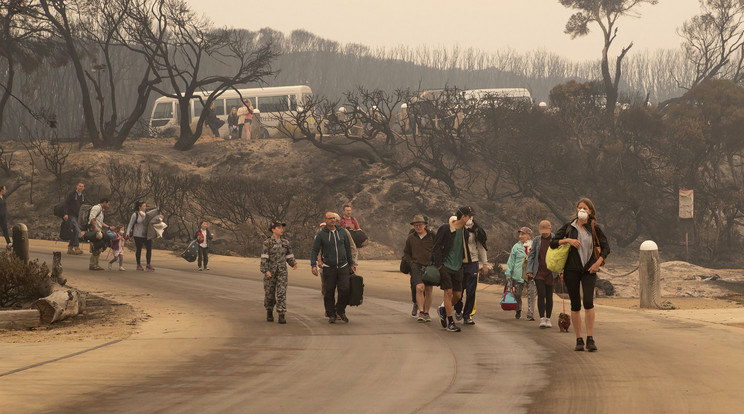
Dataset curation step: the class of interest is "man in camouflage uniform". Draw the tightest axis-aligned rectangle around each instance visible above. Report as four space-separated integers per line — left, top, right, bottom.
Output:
261 220 298 324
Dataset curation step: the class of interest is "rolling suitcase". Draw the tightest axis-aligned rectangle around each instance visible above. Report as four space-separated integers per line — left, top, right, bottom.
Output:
349 274 364 306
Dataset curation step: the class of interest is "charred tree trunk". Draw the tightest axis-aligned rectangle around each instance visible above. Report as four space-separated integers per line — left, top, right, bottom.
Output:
34 284 86 324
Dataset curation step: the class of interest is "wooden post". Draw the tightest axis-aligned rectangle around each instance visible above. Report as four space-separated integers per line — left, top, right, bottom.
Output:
685 232 689 262
11 223 29 263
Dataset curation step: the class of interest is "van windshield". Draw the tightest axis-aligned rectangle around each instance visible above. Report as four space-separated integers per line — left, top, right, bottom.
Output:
153 102 173 119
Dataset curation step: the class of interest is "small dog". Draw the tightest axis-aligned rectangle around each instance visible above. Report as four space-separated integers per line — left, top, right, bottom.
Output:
558 313 571 332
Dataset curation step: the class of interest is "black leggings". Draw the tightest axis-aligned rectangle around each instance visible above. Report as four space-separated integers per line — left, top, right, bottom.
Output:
563 269 596 312
535 279 554 318
134 237 152 265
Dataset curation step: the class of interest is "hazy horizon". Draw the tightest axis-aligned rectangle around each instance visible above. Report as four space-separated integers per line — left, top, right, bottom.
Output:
187 0 702 62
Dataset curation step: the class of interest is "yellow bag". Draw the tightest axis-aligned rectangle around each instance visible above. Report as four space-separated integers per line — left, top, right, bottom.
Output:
545 244 570 273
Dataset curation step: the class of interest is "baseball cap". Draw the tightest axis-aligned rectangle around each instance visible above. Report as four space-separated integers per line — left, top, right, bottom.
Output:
518 226 532 235
410 214 428 225
269 220 286 231
456 206 474 217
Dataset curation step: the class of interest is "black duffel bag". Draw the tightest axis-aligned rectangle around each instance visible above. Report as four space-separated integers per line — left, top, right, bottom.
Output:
399 256 411 274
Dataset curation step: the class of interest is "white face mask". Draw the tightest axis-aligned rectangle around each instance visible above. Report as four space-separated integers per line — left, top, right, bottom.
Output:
577 209 588 221
522 240 532 249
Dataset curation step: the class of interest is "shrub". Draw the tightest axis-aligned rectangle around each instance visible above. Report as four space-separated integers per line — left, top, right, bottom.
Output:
0 251 51 308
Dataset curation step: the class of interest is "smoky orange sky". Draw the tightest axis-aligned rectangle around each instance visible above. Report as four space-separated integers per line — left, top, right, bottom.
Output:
187 0 702 62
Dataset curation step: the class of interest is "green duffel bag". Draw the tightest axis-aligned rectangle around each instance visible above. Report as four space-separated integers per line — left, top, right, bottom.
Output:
422 265 441 286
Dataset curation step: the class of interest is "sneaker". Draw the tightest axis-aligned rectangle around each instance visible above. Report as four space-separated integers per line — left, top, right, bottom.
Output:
455 311 463 322
107 262 113 271
515 310 521 319
136 265 144 271
339 313 349 323
278 314 286 324
527 316 535 321
463 317 475 325
411 303 418 317
545 318 552 328
446 322 461 332
146 264 155 271
266 310 274 322
539 317 547 328
423 313 432 322
204 267 210 271
575 337 585 351
119 266 126 271
417 312 425 322
586 337 598 352
438 306 447 328
73 247 84 255
328 315 337 324
89 265 104 271
197 268 202 271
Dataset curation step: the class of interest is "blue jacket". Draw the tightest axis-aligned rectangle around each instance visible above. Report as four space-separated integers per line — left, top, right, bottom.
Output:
526 234 558 278
310 226 354 269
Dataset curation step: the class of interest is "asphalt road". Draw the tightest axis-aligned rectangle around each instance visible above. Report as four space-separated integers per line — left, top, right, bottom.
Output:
2 242 744 413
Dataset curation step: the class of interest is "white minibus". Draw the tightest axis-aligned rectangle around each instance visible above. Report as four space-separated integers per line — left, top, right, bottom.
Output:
149 85 313 138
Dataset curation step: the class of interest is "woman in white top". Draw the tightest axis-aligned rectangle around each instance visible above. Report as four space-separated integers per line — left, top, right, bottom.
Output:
126 201 154 271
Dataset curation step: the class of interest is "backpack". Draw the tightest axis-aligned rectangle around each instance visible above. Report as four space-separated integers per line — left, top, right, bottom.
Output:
78 204 100 231
53 203 66 219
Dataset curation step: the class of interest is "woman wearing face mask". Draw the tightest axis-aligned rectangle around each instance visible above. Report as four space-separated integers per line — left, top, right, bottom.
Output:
551 198 610 352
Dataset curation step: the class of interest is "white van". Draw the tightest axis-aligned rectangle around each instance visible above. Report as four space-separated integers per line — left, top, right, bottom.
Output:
461 88 533 108
149 85 313 138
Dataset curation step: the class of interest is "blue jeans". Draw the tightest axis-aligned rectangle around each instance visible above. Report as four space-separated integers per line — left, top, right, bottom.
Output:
69 217 80 246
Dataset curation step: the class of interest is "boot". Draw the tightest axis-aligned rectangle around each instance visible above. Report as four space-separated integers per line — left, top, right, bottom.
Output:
73 246 84 255
278 314 286 324
68 246 75 255
266 309 274 322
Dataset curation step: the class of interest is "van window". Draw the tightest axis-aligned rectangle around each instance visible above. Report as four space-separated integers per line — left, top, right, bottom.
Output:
258 95 289 113
226 98 241 112
153 102 173 119
193 100 204 118
214 99 225 116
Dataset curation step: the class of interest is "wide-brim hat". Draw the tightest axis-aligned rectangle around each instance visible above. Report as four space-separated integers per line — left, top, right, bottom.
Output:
410 214 428 225
518 226 532 235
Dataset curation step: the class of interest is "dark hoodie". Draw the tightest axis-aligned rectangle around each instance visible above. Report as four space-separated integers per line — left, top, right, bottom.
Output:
310 225 354 269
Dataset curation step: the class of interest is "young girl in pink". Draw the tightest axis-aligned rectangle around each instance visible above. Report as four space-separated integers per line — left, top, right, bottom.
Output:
108 226 126 271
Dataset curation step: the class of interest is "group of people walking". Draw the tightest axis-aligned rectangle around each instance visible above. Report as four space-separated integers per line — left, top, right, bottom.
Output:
50 185 611 352
402 198 610 351
60 182 159 272
262 207 363 325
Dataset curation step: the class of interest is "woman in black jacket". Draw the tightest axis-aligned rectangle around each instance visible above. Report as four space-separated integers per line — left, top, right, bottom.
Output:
551 197 610 352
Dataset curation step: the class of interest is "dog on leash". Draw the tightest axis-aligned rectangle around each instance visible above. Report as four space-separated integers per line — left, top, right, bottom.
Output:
558 313 571 332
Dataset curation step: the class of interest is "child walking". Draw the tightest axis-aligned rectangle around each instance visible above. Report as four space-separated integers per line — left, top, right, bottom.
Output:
108 226 126 271
195 220 213 271
261 220 298 324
